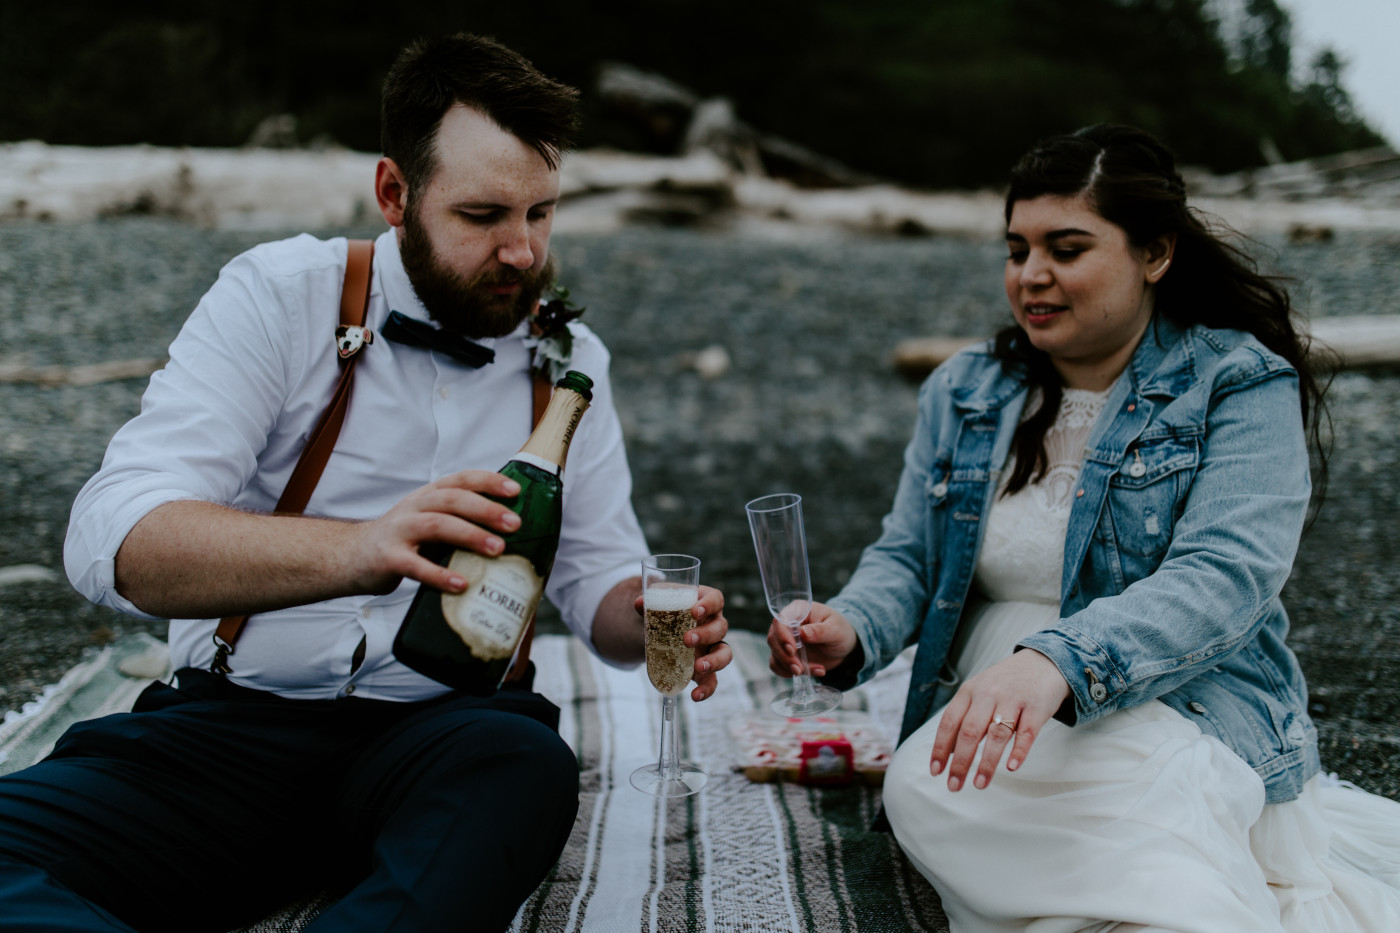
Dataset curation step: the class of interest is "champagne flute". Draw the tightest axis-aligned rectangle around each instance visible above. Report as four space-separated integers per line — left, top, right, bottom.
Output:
745 493 842 717
630 554 708 797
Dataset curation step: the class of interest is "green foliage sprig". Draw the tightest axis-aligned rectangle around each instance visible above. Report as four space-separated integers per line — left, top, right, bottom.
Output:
531 283 586 383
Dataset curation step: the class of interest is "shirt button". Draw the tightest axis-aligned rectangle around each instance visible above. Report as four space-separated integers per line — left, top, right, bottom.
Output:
438 386 450 400
1090 683 1108 702
360 606 371 618
1188 701 1207 715
344 684 357 696
932 482 948 497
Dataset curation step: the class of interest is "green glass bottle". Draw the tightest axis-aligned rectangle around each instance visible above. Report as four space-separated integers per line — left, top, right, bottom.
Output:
393 371 593 693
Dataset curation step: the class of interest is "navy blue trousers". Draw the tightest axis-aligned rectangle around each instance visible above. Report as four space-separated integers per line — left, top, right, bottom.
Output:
0 668 579 933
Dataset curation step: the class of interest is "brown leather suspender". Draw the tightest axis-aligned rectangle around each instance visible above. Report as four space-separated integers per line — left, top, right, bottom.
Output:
211 238 549 683
210 239 375 673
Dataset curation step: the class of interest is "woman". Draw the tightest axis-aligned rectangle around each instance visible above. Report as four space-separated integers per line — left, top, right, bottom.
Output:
769 125 1400 931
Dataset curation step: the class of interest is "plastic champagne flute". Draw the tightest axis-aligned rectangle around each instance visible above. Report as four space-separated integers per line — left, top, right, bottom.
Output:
745 493 842 717
629 554 708 797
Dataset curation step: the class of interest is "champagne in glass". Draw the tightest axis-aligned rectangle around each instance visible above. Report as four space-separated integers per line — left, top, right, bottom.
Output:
644 585 699 697
746 493 842 718
630 554 707 797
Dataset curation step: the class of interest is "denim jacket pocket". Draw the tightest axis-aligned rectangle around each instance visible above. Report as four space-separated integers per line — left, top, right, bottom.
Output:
1105 433 1200 560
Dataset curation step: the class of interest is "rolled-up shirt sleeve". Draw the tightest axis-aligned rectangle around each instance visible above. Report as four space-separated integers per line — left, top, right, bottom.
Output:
64 243 312 615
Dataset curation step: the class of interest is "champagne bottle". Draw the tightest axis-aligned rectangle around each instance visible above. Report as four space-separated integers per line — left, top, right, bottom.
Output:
392 370 593 693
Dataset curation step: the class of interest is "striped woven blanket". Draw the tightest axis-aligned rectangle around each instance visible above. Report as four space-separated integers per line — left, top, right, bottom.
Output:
507 630 948 933
0 630 949 932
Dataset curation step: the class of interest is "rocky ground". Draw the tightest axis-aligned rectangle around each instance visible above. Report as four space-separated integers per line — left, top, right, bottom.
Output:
1 216 1398 796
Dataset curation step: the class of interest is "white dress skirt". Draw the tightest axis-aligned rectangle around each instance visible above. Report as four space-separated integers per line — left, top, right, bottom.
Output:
882 388 1400 933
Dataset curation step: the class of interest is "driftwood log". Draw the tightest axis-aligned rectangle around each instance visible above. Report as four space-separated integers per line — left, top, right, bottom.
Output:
892 315 1400 381
0 357 166 387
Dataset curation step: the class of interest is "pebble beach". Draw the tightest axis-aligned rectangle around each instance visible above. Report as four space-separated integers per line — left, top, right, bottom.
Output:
1 179 1398 795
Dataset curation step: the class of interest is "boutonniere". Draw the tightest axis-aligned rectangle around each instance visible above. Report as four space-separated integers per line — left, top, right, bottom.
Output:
530 282 587 383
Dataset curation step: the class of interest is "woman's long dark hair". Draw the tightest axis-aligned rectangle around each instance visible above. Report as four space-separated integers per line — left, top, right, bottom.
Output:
995 124 1330 510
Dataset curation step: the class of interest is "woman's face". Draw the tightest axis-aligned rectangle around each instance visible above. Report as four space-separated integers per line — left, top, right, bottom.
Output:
1004 193 1173 390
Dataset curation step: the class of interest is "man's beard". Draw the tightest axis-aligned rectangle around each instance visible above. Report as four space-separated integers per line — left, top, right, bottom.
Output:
400 205 554 340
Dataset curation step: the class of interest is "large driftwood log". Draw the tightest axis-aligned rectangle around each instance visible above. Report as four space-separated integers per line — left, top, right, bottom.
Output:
1306 316 1400 368
594 62 875 189
892 315 1400 381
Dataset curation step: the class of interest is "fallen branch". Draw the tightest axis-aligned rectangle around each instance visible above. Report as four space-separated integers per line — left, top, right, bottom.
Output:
0 357 165 387
892 315 1400 381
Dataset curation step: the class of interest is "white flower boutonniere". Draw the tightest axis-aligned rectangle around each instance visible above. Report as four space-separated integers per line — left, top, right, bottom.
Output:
530 282 587 383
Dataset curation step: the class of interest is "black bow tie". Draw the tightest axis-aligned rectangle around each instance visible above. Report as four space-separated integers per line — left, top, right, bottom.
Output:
380 311 495 368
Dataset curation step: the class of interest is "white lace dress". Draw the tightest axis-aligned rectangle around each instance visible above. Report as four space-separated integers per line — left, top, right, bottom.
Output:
883 388 1400 933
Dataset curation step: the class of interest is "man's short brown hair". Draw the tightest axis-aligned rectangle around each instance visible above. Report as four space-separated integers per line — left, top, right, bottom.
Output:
380 33 580 191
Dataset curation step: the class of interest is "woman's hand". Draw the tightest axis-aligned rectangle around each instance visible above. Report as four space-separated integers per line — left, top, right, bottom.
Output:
930 648 1071 791
766 602 858 679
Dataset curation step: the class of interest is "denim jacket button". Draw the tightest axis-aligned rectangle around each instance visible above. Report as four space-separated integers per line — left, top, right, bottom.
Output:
1090 683 1108 702
932 482 948 497
1129 462 1147 478
1188 701 1207 714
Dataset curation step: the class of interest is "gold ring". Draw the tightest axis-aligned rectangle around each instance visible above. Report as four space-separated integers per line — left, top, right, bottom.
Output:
991 714 1018 733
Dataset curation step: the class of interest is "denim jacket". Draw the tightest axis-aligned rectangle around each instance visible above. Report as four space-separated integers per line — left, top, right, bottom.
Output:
828 317 1319 804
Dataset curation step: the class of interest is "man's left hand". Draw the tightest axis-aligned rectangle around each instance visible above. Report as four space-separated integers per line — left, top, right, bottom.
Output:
631 585 730 702
684 586 730 702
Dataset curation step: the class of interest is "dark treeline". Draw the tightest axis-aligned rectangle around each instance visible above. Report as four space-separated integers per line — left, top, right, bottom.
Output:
0 0 1382 189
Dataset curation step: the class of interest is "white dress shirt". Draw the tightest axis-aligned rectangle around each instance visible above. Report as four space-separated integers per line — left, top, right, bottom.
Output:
65 229 650 700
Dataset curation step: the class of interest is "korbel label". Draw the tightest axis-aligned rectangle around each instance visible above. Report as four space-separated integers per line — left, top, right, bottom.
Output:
441 551 543 661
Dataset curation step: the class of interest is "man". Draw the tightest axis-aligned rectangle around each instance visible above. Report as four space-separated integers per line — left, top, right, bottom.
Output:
0 33 730 933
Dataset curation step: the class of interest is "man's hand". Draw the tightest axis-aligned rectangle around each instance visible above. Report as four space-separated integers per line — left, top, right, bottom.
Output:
593 580 731 701
766 601 858 679
115 469 525 620
928 648 1071 791
682 585 730 702
350 469 525 596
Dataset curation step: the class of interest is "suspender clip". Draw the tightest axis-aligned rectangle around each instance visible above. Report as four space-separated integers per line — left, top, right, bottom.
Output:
211 633 235 675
